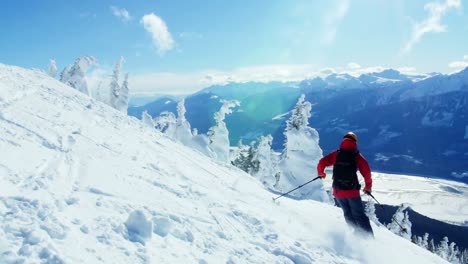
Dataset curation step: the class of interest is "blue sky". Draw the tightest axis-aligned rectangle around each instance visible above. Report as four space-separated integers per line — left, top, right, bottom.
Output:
0 0 467 94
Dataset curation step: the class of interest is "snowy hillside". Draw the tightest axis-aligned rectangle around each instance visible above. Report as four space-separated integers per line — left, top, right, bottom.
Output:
0 64 446 263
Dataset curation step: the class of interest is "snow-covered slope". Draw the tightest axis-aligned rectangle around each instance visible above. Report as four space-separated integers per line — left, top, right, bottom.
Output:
0 64 446 263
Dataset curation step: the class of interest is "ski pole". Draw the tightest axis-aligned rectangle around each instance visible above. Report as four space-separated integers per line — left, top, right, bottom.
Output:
365 191 384 208
365 191 407 233
272 176 321 201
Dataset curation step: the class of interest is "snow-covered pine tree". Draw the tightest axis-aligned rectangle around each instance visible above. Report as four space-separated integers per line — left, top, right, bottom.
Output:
142 111 155 128
252 135 279 187
387 204 411 240
401 211 412 240
421 233 429 250
60 56 96 95
48 59 57 78
364 197 379 225
170 99 214 157
247 142 260 175
154 111 177 137
461 249 468 264
114 73 129 112
207 99 239 163
110 57 125 110
436 236 450 260
174 99 193 145
60 64 72 84
448 242 459 263
276 94 327 202
231 140 251 173
428 238 436 253
414 235 423 248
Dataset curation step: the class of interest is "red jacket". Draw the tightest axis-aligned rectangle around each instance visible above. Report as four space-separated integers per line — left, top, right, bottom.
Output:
317 139 372 198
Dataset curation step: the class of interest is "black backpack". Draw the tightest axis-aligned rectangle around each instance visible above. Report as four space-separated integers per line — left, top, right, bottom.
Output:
332 149 361 190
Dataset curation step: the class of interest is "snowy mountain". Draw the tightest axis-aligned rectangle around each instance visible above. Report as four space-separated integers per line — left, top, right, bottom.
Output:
129 67 468 182
0 64 449 263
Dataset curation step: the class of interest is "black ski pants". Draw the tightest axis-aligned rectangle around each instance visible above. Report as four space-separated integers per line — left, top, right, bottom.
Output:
336 196 374 237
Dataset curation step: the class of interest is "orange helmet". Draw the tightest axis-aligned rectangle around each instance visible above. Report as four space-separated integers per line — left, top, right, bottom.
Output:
343 132 358 142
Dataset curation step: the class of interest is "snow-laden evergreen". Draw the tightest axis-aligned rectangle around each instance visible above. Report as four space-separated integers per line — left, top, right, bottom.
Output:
115 73 130 112
0 64 452 263
109 57 129 112
173 99 214 158
141 110 155 128
174 99 193 145
48 59 57 78
207 99 239 163
154 111 177 135
437 236 450 261
231 140 249 172
59 56 96 95
252 135 280 188
276 94 328 201
421 233 430 250
387 204 412 240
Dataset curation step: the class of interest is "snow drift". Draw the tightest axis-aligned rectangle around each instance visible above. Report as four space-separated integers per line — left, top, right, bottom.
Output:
0 64 446 263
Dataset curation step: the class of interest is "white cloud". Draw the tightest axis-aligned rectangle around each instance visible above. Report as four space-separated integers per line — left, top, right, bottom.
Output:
87 63 424 96
401 0 461 54
321 0 350 45
448 55 468 69
110 6 131 22
397 66 418 74
141 13 175 55
347 62 361 70
449 61 468 68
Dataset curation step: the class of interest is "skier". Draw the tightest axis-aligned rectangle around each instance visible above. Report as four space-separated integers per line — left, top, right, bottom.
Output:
317 132 374 237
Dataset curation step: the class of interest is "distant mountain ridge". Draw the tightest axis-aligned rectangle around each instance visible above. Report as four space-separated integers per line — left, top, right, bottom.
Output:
128 67 468 182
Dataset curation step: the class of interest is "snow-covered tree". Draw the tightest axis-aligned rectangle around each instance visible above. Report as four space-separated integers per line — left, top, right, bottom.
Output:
401 211 412 239
421 233 429 250
141 111 155 128
428 239 436 253
461 249 468 264
448 242 459 263
231 140 252 173
172 99 214 158
207 99 239 163
174 99 193 145
365 198 379 225
252 135 280 187
436 237 450 260
48 59 57 78
387 204 411 240
154 111 177 137
110 57 125 110
276 94 327 202
60 56 96 95
247 142 260 174
114 73 129 112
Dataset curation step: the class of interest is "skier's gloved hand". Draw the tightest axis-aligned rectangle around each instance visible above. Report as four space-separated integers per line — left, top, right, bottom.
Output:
363 187 372 195
318 173 326 179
